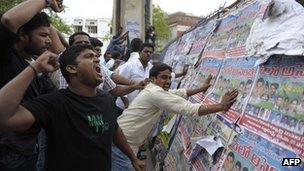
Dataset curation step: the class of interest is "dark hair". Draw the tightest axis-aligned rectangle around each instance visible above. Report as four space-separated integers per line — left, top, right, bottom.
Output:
242 167 248 171
59 44 94 83
235 161 242 168
111 51 121 59
130 38 143 52
270 83 279 89
227 152 235 160
149 63 172 78
69 32 90 46
140 42 154 52
19 12 50 35
257 78 265 84
246 79 253 85
90 37 103 47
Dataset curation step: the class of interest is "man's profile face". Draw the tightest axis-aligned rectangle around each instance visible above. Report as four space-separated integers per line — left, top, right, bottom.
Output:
25 26 51 56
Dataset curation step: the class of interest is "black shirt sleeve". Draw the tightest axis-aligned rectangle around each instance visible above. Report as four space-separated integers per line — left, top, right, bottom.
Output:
0 24 18 62
21 91 61 129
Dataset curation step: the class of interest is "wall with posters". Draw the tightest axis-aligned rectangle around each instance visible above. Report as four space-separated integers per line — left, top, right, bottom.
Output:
149 0 304 171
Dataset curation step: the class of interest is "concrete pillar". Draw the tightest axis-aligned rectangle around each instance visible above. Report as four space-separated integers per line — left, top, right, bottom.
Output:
112 0 152 41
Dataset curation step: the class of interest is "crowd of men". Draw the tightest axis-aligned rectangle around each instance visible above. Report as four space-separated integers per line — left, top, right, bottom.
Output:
0 0 238 171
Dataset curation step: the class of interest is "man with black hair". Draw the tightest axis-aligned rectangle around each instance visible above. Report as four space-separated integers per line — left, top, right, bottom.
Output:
110 51 123 71
113 63 238 169
269 82 279 101
90 37 103 57
224 152 235 171
127 38 143 62
68 31 91 46
116 42 154 109
0 0 64 170
0 44 144 171
57 31 145 97
234 161 242 171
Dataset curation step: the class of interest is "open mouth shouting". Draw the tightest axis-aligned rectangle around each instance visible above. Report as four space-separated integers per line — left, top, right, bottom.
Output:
94 64 102 79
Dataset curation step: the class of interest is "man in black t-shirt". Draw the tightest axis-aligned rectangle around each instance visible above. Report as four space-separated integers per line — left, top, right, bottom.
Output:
0 0 65 170
0 44 144 171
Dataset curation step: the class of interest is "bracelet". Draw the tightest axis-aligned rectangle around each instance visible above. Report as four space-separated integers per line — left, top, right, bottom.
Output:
28 64 38 76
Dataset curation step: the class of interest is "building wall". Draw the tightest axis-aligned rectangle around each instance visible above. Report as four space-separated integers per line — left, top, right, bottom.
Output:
64 17 111 54
167 12 201 41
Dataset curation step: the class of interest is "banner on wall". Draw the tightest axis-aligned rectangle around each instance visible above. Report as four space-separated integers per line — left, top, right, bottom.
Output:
239 55 304 159
151 1 304 171
228 129 303 171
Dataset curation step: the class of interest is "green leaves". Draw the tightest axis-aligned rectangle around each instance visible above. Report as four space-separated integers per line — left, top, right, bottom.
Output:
153 5 171 51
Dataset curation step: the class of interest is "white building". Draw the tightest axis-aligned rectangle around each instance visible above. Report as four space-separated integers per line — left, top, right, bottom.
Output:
63 17 111 53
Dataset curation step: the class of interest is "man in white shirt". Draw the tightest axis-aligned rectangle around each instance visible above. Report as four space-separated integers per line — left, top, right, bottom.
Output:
112 63 238 169
100 50 115 69
116 43 154 109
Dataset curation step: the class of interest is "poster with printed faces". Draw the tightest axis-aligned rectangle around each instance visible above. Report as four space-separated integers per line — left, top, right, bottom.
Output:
226 0 269 58
240 55 304 159
207 57 259 123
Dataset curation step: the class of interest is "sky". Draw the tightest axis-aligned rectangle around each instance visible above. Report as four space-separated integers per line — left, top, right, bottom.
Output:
59 0 236 19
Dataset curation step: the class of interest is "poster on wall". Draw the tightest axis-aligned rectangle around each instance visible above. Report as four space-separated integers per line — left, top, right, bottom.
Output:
186 116 241 171
125 20 141 39
206 57 259 123
189 20 217 56
191 57 224 102
228 129 304 171
163 41 179 66
175 30 196 56
226 0 269 58
240 55 304 159
202 14 236 59
163 129 192 171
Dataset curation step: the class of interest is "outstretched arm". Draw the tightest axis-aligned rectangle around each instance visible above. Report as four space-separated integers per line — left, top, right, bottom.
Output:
111 74 134 86
109 81 145 97
1 0 63 33
0 51 58 131
197 89 238 116
186 75 212 96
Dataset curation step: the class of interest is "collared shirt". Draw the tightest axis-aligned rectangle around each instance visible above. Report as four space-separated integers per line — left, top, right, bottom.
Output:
100 56 115 70
117 83 201 153
128 52 140 62
116 58 153 109
57 65 116 91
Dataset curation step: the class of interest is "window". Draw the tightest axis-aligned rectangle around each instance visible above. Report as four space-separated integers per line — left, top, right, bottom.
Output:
74 25 83 32
87 26 97 34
